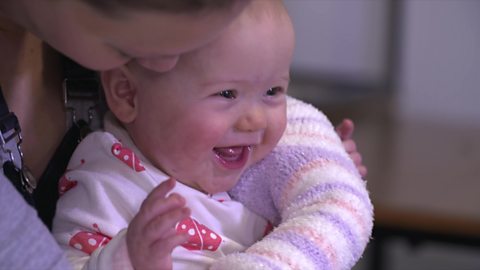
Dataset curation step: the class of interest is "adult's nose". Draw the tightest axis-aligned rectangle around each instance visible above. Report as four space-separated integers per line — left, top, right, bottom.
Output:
135 55 180 73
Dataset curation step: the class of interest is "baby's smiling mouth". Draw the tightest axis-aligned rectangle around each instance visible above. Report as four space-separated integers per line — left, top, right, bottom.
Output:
213 146 252 169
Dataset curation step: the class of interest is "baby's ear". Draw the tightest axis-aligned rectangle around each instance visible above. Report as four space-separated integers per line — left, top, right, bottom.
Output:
101 67 138 124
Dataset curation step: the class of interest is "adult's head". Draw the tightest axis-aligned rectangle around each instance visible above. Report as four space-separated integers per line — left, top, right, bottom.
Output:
0 0 250 72
102 0 295 194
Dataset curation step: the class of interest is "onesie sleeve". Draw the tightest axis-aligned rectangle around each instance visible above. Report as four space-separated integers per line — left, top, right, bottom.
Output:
223 97 374 270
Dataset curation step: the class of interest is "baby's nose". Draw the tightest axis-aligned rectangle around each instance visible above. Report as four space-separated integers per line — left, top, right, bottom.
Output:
235 105 267 132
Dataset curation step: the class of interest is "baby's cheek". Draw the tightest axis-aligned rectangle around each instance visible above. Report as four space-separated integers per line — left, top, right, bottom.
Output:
254 124 286 163
251 145 273 165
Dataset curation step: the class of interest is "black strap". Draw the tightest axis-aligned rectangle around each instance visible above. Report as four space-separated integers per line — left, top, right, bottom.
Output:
62 56 97 80
0 86 9 116
33 120 91 229
0 87 20 135
3 161 35 205
62 56 99 100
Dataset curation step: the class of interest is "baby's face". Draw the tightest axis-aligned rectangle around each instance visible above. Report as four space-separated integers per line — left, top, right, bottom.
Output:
128 8 294 194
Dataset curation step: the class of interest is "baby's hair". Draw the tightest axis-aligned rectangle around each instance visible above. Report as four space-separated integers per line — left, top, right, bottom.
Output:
80 0 236 16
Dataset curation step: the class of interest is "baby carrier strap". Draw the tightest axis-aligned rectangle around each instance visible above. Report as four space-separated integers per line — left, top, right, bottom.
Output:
34 57 101 229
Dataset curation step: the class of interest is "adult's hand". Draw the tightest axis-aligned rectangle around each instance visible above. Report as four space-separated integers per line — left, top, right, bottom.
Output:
336 118 368 177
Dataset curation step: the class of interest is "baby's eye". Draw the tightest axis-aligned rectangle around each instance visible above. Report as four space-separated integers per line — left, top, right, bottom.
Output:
266 87 284 96
217 90 237 99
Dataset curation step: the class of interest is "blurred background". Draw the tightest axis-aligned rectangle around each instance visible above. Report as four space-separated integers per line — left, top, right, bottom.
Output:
284 0 480 269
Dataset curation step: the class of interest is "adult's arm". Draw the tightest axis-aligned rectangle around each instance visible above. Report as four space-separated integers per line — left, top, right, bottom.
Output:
0 174 71 270
221 97 374 270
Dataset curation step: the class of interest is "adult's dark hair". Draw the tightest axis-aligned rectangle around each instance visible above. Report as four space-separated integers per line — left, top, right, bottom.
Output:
82 0 235 16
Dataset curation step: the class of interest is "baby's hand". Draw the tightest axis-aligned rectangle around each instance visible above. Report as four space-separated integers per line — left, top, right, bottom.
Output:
126 178 191 270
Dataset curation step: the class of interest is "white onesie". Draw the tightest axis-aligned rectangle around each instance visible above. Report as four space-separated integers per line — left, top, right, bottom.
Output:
52 114 269 270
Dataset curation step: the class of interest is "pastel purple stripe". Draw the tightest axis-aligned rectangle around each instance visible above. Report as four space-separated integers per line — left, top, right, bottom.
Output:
313 210 363 259
268 145 360 204
241 253 283 270
268 230 332 270
291 182 373 214
278 145 359 177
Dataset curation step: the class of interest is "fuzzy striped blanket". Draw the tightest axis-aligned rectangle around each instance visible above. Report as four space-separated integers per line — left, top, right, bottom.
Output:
216 97 374 270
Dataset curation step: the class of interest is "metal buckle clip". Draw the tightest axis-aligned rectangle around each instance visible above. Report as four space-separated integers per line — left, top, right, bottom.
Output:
0 115 36 194
0 113 22 163
63 78 101 129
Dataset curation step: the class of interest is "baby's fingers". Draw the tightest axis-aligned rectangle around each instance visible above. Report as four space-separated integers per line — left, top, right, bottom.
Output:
336 118 355 140
144 206 191 240
342 139 357 154
150 230 191 257
139 179 186 221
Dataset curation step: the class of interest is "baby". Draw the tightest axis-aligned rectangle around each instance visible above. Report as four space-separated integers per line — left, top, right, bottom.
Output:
53 1 372 269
